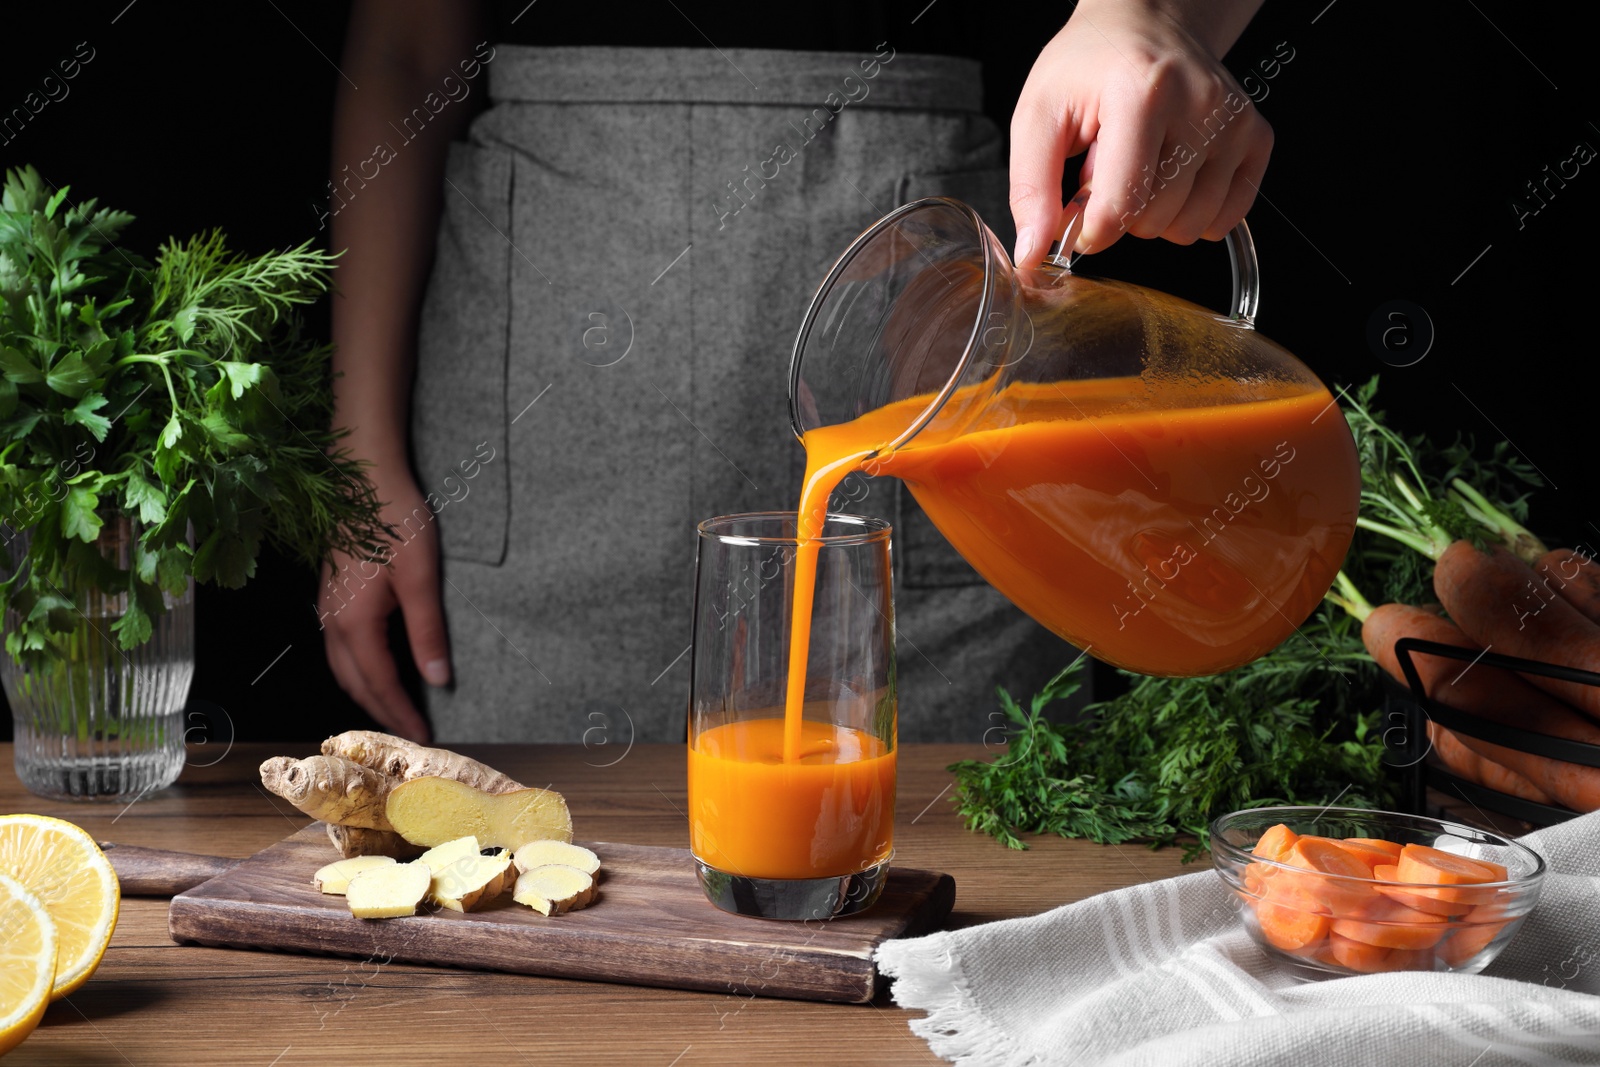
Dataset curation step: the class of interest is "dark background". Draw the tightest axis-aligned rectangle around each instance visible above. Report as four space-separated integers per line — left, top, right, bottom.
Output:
2 1 1594 743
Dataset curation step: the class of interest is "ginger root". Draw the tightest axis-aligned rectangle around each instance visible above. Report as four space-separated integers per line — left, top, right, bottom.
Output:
513 864 596 916
346 861 432 919
260 755 396 830
386 776 572 852
326 823 425 860
321 731 524 794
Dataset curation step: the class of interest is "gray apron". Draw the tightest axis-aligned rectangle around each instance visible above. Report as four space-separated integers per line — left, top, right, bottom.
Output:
413 45 1074 743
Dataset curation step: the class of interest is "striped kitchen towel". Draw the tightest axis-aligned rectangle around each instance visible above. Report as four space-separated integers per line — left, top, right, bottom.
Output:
876 810 1600 1066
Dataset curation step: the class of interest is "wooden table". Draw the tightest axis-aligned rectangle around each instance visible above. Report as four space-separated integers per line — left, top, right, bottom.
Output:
2 742 1194 1065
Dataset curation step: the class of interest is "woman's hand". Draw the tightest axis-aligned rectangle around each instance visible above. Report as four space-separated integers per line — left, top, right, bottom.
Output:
319 467 450 743
1009 0 1272 267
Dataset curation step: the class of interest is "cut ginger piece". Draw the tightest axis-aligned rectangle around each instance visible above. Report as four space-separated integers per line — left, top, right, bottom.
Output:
513 864 596 916
513 841 600 877
431 852 514 913
417 836 482 874
386 777 572 852
313 855 396 895
346 861 431 919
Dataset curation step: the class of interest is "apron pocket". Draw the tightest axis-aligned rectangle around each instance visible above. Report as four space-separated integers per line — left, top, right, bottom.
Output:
413 140 514 566
893 166 1010 591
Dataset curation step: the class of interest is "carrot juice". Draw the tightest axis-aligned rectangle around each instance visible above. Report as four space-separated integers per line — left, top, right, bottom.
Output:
796 375 1358 676
688 717 896 880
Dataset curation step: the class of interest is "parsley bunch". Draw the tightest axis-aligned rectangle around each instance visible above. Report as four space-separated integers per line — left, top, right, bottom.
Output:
0 166 386 665
950 608 1393 861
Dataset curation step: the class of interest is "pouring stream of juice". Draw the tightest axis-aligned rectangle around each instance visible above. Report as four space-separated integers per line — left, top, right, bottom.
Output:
784 375 1358 762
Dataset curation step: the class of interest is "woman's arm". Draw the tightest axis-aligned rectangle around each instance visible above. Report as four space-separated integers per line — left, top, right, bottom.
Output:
1009 0 1273 265
321 0 483 740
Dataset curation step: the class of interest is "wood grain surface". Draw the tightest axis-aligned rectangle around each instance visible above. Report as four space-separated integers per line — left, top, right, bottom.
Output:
167 826 954 1003
2 741 1202 1065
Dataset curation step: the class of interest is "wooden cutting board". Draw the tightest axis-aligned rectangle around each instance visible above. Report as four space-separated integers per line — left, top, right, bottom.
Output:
167 825 955 1004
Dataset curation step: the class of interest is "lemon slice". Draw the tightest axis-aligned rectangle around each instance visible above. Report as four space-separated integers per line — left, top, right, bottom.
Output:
0 815 120 1000
0 871 56 1055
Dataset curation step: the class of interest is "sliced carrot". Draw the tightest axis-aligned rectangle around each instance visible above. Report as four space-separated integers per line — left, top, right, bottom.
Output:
1437 903 1515 967
1396 844 1507 905
1253 823 1299 863
1255 896 1331 952
1301 836 1396 871
1371 862 1473 917
1329 931 1391 972
1243 862 1277 896
1331 896 1449 950
1281 837 1380 913
1345 838 1403 861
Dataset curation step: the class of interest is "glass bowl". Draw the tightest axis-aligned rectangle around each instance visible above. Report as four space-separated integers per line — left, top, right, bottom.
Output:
1210 806 1546 979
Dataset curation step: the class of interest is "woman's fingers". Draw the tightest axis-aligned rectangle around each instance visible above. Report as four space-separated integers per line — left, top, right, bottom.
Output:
1202 120 1273 241
321 552 434 742
1009 85 1081 269
390 532 452 689
334 606 433 742
1009 5 1276 258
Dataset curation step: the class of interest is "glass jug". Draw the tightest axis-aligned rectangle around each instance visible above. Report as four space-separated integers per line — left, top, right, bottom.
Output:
789 198 1359 677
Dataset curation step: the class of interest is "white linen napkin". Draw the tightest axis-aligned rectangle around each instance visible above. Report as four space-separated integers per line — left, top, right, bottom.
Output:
877 811 1600 1066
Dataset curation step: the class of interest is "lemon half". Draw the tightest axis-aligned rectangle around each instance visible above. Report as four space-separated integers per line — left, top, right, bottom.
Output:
0 815 120 1000
0 871 56 1055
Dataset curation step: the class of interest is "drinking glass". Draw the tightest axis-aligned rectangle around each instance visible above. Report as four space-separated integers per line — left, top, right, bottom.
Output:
688 512 896 920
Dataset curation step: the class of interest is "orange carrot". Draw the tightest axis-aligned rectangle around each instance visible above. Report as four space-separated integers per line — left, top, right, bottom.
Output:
1299 836 1396 872
1329 930 1391 972
1254 823 1299 863
1331 896 1449 950
1433 541 1600 721
1255 893 1330 952
1371 862 1472 917
1537 547 1600 624
1345 838 1403 862
1280 838 1380 914
1360 601 1600 812
1426 722 1555 805
1438 904 1513 967
1395 843 1506 907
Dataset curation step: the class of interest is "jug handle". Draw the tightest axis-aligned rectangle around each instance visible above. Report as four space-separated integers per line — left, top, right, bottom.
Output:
1044 199 1260 330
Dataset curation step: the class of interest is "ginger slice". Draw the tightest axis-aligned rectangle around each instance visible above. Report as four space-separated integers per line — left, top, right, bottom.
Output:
512 841 600 877
513 864 596 916
385 777 572 851
346 861 431 919
431 852 514 913
313 855 396 895
417 836 481 874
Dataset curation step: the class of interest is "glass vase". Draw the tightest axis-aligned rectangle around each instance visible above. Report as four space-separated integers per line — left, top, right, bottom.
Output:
1 516 194 801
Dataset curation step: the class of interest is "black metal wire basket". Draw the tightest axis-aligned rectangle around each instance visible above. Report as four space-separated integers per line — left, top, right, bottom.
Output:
1389 637 1600 825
